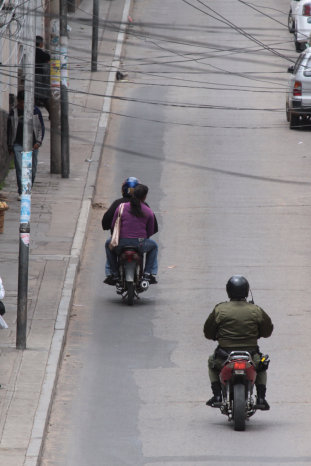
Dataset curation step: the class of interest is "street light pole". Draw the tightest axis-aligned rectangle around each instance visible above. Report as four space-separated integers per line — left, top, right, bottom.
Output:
60 0 70 177
49 0 61 174
16 0 36 349
91 0 99 72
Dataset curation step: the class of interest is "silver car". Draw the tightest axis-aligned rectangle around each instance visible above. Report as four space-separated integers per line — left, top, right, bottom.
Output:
286 48 311 128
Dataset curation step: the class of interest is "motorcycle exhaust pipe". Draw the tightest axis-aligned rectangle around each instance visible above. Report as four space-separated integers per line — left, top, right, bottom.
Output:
140 280 149 290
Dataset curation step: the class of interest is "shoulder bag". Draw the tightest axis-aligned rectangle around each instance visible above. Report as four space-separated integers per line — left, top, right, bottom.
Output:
109 203 125 250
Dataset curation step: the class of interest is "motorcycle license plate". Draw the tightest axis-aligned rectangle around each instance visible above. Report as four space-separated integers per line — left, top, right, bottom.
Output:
234 370 245 375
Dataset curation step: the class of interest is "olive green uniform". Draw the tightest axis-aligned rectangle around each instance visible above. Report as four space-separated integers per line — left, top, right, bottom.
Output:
204 300 273 384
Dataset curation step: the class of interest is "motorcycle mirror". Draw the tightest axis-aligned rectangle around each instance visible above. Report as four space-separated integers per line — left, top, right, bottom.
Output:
249 287 254 304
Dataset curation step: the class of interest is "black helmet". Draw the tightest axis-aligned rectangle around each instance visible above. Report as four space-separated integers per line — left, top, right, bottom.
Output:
226 275 249 300
121 177 139 196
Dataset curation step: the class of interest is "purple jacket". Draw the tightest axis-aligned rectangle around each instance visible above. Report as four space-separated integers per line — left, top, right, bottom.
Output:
112 202 155 238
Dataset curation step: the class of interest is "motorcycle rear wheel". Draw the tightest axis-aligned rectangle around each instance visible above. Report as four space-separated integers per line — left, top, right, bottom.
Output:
126 282 135 306
233 384 246 431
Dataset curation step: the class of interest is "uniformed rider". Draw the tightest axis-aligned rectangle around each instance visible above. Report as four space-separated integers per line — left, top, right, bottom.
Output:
204 275 273 410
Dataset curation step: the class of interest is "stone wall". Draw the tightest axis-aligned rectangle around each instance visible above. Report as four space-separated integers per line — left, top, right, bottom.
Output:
0 110 12 183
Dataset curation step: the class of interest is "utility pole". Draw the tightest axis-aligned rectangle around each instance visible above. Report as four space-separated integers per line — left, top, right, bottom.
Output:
60 0 69 177
16 0 36 349
49 0 61 173
91 0 99 72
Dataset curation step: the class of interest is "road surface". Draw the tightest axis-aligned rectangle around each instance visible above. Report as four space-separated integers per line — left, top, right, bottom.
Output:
41 0 311 464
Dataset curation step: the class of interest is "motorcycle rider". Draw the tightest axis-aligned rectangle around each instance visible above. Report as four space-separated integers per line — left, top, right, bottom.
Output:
204 275 273 410
102 177 158 284
102 177 140 233
105 184 158 282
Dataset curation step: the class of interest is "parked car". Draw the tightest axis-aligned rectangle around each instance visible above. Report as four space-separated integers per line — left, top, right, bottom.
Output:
286 48 311 128
288 0 311 51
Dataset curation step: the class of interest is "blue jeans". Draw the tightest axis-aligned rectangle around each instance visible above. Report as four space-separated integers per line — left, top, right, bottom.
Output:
105 238 112 276
13 144 38 195
105 238 158 276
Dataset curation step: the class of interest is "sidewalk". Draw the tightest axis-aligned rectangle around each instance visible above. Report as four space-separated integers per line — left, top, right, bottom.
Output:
0 0 131 464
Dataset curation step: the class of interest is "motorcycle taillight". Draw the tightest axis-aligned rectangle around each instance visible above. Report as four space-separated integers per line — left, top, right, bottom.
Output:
303 4 311 16
234 361 246 370
121 251 139 262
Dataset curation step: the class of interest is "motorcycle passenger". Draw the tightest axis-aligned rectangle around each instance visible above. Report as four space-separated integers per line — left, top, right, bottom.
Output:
102 177 158 284
105 184 158 284
102 177 140 233
204 275 273 410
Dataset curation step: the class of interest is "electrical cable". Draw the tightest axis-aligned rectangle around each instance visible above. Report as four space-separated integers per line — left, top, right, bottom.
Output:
0 0 297 122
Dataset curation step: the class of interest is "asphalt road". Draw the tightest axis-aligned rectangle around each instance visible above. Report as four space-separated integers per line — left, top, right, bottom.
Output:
41 0 311 465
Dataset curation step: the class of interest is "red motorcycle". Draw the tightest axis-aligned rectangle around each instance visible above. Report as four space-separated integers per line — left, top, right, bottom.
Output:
115 246 149 305
216 351 269 431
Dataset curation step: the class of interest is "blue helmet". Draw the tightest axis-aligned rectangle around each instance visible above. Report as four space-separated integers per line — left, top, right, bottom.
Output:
122 177 139 196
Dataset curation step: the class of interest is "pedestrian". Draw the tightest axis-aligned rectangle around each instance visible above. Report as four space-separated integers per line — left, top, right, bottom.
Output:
35 35 50 116
7 90 45 200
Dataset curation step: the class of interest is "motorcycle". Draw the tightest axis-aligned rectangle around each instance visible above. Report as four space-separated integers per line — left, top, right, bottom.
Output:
215 350 269 431
114 245 150 305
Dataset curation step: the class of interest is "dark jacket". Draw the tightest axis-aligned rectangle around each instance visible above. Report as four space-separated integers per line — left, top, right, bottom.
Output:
35 47 50 72
7 106 45 149
102 196 159 234
204 300 273 348
35 48 50 102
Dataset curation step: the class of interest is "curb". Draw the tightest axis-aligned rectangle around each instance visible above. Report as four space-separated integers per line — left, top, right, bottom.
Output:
24 1 132 464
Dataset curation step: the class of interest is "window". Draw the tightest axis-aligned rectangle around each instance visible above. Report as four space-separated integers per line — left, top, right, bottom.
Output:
294 53 306 73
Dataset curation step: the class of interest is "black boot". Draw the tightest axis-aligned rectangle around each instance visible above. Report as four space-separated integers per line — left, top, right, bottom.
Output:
103 274 119 286
256 384 270 411
206 381 222 407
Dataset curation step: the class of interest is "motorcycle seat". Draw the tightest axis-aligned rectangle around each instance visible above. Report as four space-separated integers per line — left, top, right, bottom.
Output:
118 245 141 254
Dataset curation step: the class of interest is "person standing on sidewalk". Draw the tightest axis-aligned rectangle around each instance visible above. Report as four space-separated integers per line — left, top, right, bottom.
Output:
35 35 51 117
7 90 45 200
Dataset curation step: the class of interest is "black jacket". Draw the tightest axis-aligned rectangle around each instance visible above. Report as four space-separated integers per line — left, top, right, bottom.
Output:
102 196 159 234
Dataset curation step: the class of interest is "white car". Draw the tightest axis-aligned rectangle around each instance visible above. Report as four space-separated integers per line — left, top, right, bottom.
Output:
286 48 311 128
288 0 311 51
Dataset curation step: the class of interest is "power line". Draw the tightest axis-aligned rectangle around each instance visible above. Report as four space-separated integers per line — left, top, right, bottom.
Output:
180 0 293 63
0 0 295 122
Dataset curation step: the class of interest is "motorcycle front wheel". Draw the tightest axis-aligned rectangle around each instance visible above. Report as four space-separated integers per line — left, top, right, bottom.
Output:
233 383 246 431
126 281 135 306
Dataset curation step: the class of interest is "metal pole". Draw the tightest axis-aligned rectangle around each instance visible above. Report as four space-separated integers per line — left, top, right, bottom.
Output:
60 0 70 177
91 0 99 72
49 0 61 174
16 0 36 349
